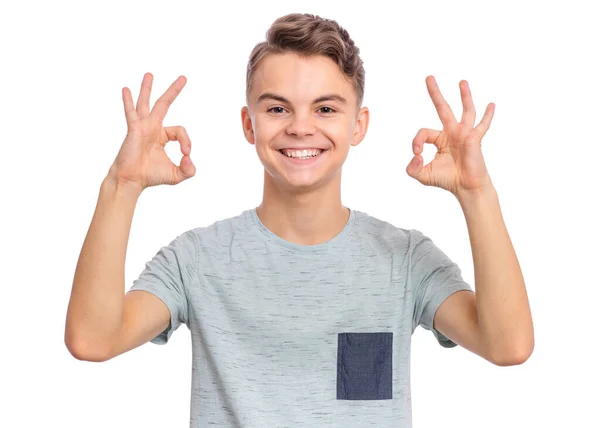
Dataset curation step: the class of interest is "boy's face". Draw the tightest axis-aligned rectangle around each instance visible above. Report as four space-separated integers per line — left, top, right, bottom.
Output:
241 52 369 193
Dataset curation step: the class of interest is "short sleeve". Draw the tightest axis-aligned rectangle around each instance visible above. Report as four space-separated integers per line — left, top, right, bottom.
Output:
409 229 473 348
127 229 197 345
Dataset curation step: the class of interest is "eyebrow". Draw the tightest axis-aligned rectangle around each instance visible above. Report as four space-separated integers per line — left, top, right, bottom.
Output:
256 92 348 105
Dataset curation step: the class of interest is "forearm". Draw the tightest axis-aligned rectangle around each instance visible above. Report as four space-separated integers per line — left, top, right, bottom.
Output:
457 185 534 364
65 174 142 360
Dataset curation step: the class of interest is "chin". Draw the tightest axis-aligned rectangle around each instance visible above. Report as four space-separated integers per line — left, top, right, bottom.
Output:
283 179 325 193
275 169 342 194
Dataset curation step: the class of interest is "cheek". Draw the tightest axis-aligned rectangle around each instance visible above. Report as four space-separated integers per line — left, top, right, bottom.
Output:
252 122 279 163
253 119 281 143
322 119 354 148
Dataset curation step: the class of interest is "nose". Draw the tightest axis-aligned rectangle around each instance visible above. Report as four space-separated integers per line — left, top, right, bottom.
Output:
285 111 317 137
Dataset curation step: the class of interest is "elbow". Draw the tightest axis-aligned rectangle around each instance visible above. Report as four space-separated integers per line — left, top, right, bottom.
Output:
65 335 112 363
485 324 535 367
489 341 534 367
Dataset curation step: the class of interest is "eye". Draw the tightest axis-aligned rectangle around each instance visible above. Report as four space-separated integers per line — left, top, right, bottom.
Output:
267 106 286 114
318 106 336 114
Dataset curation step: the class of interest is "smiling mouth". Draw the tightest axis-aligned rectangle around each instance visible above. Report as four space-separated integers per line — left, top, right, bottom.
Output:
278 148 327 160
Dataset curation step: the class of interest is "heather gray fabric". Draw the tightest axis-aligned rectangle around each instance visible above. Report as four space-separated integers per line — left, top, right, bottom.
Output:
128 208 473 427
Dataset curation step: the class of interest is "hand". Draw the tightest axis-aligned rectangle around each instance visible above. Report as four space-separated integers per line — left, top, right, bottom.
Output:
108 73 196 191
406 76 495 198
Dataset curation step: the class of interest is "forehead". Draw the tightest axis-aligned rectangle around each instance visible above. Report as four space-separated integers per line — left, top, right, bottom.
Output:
251 52 355 104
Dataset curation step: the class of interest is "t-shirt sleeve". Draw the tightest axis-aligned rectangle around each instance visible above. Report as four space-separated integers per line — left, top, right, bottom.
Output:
127 229 197 345
409 229 473 348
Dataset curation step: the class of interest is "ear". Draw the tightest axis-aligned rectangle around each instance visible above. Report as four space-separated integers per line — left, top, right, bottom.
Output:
351 106 370 147
241 106 255 145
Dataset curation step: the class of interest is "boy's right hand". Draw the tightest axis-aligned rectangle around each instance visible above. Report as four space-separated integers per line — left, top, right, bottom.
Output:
107 73 196 191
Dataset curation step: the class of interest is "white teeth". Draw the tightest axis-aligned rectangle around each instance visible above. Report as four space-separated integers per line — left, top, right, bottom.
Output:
281 149 324 158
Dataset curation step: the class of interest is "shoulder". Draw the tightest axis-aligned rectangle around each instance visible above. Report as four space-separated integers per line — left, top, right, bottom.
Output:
352 209 424 255
163 210 253 269
183 209 256 253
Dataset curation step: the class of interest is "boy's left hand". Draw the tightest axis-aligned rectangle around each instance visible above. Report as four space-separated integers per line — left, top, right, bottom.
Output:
406 76 495 198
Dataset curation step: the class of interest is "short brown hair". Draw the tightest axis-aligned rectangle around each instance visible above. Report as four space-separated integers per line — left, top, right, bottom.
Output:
246 13 365 109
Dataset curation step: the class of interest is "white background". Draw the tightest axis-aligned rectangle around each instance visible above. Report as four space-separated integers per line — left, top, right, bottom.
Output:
1 0 598 426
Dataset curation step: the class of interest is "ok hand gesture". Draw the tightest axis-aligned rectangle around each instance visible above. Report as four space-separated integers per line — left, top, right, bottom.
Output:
406 76 495 198
108 73 196 191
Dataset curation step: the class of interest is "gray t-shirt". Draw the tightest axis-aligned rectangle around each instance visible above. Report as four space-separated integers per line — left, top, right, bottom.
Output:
128 208 473 427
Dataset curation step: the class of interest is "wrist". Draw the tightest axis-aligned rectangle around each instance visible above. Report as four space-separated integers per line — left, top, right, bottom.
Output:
102 173 144 199
455 183 498 209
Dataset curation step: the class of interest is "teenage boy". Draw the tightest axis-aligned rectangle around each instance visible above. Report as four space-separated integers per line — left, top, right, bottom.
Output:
66 12 534 427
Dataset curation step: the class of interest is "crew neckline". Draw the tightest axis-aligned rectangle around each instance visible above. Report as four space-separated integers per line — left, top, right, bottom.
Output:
248 207 356 252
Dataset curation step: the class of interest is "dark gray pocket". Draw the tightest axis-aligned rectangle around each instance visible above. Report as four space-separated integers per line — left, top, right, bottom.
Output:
337 332 393 400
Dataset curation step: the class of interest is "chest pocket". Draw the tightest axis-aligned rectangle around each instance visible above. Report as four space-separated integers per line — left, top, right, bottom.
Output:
337 332 393 400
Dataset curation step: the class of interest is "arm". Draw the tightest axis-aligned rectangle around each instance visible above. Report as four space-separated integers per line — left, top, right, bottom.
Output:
64 73 196 362
434 185 534 366
64 175 170 362
407 76 534 365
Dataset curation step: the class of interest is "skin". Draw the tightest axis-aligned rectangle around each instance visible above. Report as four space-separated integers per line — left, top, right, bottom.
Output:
241 52 369 246
405 77 534 365
66 53 533 366
240 53 534 365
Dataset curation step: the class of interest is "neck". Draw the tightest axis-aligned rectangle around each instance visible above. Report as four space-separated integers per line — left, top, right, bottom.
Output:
257 171 350 246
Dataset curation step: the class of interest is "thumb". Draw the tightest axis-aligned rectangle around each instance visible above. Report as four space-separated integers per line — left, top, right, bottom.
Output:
406 155 429 185
171 155 196 184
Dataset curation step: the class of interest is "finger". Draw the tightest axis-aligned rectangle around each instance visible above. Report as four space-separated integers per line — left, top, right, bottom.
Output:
173 154 196 184
474 102 495 136
164 126 192 155
122 87 138 128
406 154 432 186
151 75 187 121
412 128 442 154
459 80 476 127
136 72 153 118
426 75 457 126
165 154 196 186
164 126 195 184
